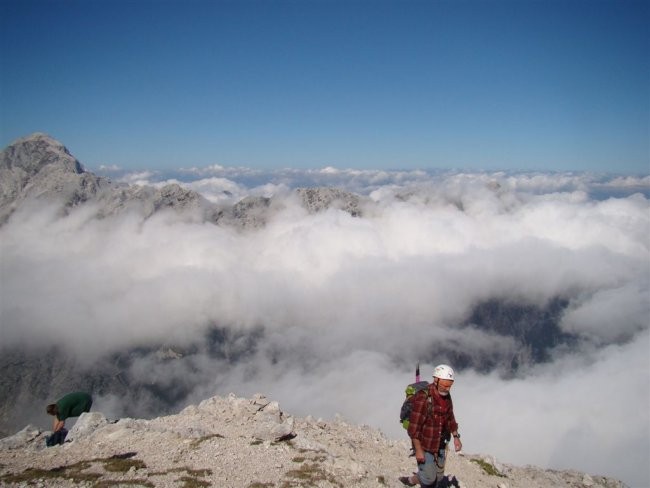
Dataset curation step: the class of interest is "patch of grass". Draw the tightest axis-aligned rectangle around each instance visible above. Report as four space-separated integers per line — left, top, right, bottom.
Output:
185 468 212 477
0 466 102 484
165 467 212 488
248 483 275 488
271 433 297 444
0 453 216 488
150 466 213 488
281 462 342 488
471 458 507 477
177 475 211 488
0 453 150 487
149 466 212 477
94 480 155 487
107 452 138 460
250 439 264 445
291 456 306 463
101 457 147 472
150 467 187 475
377 475 387 485
189 433 225 449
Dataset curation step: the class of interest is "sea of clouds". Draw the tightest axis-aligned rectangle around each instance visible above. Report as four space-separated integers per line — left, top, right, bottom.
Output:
1 167 648 486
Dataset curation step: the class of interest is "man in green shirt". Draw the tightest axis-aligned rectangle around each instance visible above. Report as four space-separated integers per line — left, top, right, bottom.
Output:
46 391 93 433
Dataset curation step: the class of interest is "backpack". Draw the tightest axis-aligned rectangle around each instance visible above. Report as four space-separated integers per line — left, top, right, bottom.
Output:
399 381 430 429
45 428 68 447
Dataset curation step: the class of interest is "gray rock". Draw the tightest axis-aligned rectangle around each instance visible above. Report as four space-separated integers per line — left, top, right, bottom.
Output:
296 187 363 216
253 416 295 442
0 134 219 225
216 195 273 228
0 424 41 449
0 133 111 223
66 412 109 442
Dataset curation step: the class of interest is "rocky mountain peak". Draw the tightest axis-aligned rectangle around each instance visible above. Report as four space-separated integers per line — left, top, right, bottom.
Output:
0 135 217 225
1 133 83 176
0 134 107 224
296 187 362 216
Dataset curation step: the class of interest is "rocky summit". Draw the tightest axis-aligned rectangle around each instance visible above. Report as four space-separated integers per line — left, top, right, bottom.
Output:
0 393 626 488
0 133 217 225
0 133 107 223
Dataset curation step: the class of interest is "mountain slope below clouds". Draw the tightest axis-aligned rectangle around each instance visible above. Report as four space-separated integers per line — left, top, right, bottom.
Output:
0 392 626 488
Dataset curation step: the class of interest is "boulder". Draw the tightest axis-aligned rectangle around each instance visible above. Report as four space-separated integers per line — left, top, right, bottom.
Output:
0 424 41 449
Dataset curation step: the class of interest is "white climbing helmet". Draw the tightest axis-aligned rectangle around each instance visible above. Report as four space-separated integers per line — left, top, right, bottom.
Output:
433 364 455 381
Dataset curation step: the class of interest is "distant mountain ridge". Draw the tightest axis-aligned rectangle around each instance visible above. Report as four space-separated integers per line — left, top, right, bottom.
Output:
0 133 363 226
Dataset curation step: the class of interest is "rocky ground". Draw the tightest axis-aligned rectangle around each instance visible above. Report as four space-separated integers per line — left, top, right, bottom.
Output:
0 393 627 488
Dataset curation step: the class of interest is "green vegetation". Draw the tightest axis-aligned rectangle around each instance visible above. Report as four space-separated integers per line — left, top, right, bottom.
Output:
280 462 343 488
189 433 225 449
100 457 147 472
149 466 212 477
94 481 154 487
290 452 326 464
0 453 213 488
471 458 507 477
149 465 213 487
0 465 102 485
0 455 147 485
184 468 212 477
177 475 211 488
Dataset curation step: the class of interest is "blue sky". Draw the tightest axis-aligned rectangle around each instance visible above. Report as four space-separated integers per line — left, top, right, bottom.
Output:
1 0 648 173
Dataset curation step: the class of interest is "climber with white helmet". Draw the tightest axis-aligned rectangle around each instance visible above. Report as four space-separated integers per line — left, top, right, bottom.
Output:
432 364 455 398
400 364 462 487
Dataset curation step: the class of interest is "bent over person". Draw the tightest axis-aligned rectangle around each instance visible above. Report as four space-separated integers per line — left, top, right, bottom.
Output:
400 365 462 487
45 391 93 443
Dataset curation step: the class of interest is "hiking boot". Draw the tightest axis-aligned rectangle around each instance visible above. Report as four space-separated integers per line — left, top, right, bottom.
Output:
437 475 463 488
399 476 417 487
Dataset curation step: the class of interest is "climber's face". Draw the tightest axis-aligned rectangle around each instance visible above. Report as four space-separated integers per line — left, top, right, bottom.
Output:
435 378 454 397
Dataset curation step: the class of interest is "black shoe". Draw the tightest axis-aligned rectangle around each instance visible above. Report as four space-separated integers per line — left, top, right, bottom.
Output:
437 475 462 488
399 476 416 487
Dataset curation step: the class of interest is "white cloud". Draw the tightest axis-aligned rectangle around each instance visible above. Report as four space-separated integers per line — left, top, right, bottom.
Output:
117 170 158 186
0 171 648 486
97 164 122 172
455 332 649 488
561 283 650 343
